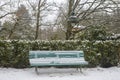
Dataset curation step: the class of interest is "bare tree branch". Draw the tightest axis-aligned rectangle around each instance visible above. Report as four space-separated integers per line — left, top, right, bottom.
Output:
73 0 81 11
27 0 36 10
0 12 14 19
77 0 97 17
0 2 10 8
80 0 106 20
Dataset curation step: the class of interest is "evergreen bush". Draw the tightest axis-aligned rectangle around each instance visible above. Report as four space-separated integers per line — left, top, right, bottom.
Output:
0 40 119 68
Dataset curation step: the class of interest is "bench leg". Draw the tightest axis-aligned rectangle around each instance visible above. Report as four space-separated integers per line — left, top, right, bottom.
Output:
80 67 82 73
35 67 39 74
77 67 82 73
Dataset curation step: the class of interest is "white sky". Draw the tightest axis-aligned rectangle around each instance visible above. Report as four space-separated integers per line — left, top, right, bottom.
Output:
0 0 66 23
1 0 117 24
0 0 91 25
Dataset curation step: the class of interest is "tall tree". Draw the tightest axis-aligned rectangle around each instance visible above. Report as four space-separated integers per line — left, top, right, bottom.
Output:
87 0 120 33
28 0 50 40
8 4 34 39
55 0 119 40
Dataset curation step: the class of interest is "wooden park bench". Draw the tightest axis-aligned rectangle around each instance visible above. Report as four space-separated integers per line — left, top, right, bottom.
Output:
29 51 88 74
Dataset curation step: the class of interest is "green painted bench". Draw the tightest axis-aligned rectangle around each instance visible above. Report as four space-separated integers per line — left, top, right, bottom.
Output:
29 51 88 74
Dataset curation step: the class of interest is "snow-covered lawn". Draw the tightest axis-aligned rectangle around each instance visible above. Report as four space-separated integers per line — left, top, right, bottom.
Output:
0 67 120 80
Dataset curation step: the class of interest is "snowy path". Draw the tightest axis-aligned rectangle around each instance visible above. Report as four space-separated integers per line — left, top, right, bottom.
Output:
0 67 120 80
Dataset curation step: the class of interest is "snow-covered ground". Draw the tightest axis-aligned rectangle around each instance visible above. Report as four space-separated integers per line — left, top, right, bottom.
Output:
0 67 120 80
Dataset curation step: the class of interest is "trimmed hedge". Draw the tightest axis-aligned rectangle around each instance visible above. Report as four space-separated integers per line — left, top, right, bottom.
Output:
81 40 120 67
0 40 120 68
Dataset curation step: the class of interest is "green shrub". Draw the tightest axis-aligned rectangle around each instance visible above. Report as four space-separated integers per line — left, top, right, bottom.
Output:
0 40 119 68
80 40 120 67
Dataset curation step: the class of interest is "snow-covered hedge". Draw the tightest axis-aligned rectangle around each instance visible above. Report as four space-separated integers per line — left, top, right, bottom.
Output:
0 40 120 68
81 40 120 67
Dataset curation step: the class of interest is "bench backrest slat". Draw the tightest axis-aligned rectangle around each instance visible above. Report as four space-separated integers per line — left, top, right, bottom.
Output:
29 51 84 59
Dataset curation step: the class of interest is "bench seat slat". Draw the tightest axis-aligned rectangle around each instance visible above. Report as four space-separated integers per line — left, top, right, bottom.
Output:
30 62 88 67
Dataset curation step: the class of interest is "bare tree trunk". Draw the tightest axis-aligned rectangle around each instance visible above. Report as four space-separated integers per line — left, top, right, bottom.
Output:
28 0 48 40
66 0 74 40
35 0 41 40
66 22 72 40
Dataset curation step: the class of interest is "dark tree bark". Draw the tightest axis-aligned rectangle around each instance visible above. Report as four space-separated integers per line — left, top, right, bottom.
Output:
35 0 41 40
66 0 74 40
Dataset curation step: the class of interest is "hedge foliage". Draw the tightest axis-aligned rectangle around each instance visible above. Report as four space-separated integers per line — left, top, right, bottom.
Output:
0 40 120 68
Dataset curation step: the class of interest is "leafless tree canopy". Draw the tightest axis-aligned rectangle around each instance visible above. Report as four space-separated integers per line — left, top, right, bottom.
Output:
54 0 120 39
0 0 120 40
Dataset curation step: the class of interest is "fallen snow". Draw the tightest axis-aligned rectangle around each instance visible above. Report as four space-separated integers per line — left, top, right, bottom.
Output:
0 67 120 80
